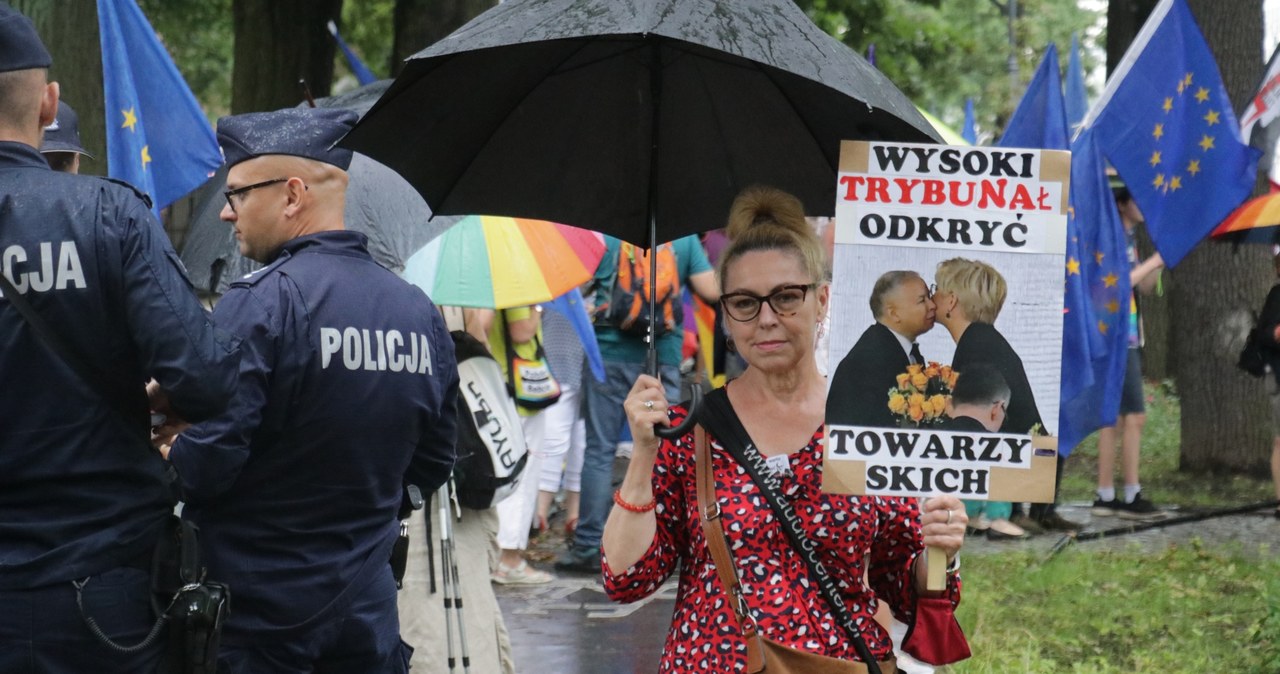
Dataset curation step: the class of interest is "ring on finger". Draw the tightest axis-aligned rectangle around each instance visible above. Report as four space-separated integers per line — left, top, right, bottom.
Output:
644 400 655 411
945 509 953 525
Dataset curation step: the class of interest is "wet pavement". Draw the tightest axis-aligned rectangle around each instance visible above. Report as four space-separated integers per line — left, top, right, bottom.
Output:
496 576 673 674
496 500 1279 673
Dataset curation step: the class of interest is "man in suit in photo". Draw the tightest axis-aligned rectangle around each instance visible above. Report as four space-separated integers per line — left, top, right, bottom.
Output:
827 270 936 427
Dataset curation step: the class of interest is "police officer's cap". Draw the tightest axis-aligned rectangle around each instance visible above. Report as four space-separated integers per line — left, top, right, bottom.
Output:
217 108 357 171
41 101 92 157
0 4 51 73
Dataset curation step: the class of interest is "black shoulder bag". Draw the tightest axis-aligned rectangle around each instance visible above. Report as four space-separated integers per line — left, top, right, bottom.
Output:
0 275 228 674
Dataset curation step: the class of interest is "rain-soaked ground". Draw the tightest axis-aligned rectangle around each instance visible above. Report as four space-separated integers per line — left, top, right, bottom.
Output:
496 498 1279 673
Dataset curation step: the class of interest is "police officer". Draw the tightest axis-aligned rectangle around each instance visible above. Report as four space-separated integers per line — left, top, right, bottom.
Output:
40 100 91 174
154 107 459 672
0 6 239 673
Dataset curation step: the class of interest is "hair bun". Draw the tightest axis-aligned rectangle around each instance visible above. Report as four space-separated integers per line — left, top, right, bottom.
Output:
726 186 807 240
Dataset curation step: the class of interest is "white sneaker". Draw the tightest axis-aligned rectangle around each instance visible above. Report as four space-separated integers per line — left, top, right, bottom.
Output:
491 560 553 585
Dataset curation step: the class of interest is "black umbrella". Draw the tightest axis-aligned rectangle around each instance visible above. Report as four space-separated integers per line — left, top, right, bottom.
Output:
179 80 462 294
340 0 939 245
340 0 936 461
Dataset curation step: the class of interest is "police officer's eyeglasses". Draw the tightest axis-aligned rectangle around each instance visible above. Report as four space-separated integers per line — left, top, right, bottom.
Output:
223 178 289 213
720 284 816 322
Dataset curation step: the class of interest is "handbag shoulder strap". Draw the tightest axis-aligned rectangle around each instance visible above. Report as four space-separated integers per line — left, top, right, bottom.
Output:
700 387 881 673
694 424 766 674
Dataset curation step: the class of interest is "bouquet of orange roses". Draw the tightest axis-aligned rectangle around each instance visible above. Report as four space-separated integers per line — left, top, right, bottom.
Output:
886 361 959 426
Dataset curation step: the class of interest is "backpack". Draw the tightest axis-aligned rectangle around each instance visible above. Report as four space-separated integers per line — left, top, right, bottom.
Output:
1238 313 1269 378
450 330 528 510
596 241 683 337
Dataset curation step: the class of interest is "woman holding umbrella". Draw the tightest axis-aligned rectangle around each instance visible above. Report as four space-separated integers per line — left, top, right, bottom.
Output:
600 187 967 672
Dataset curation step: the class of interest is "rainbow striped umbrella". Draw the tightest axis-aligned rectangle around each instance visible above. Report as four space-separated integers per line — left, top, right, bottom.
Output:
402 215 605 308
1210 191 1280 244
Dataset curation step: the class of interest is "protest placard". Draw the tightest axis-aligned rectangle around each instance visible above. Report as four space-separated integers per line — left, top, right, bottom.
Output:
824 140 1069 503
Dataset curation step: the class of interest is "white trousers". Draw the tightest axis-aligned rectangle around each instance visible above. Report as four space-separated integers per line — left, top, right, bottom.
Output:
496 412 546 550
537 384 586 493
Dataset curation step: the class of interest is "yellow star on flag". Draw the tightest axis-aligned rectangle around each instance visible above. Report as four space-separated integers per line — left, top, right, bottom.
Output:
1162 97 1173 113
121 107 138 133
1169 175 1182 191
1184 72 1194 88
1194 87 1209 103
1199 134 1215 151
1066 258 1081 275
1204 109 1220 125
1095 251 1105 265
1153 123 1164 140
1105 300 1120 314
1152 173 1165 189
1098 320 1109 335
1149 151 1162 166
140 145 151 169
1103 273 1119 288
1177 80 1186 95
1187 159 1201 176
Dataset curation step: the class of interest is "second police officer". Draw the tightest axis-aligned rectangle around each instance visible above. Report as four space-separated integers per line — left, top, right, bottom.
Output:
153 108 459 673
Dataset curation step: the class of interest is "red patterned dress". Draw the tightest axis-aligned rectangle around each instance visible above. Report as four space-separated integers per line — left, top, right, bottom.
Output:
602 406 961 672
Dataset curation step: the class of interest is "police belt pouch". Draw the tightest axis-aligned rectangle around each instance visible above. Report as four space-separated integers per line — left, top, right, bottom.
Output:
694 425 895 674
76 516 229 674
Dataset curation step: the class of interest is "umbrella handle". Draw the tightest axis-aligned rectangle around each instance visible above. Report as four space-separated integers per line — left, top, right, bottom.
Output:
655 382 701 439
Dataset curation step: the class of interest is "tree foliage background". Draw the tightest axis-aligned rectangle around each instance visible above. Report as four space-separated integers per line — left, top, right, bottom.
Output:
133 0 1100 135
795 0 1101 140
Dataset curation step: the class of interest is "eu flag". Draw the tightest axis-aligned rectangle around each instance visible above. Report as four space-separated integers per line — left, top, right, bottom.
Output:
328 20 377 86
98 0 221 212
1058 129 1133 456
962 98 977 145
1065 33 1089 134
1082 0 1258 267
999 44 1069 152
997 44 1082 446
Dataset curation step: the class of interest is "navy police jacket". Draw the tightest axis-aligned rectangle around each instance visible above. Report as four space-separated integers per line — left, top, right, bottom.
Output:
169 231 459 642
0 142 239 589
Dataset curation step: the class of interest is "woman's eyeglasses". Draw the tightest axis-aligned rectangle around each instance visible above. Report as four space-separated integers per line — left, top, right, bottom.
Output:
720 284 815 322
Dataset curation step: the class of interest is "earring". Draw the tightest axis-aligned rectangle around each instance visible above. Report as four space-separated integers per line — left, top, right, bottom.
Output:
815 320 826 341
945 311 951 319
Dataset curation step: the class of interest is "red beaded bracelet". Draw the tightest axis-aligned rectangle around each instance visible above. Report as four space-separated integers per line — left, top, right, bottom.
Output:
613 489 657 513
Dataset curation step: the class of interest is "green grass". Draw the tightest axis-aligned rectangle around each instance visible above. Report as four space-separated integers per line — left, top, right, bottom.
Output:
932 381 1280 673
944 544 1280 673
1058 380 1275 508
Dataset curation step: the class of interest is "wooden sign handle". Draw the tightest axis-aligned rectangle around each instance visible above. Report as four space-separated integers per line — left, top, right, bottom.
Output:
926 545 947 591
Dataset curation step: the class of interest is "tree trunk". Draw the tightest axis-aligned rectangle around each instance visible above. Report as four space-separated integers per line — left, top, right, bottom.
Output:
1104 0 1157 73
14 1 106 175
231 0 343 114
1133 227 1171 380
1171 0 1271 475
389 0 494 77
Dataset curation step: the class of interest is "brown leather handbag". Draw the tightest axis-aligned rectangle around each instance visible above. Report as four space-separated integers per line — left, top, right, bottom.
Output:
694 425 897 674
